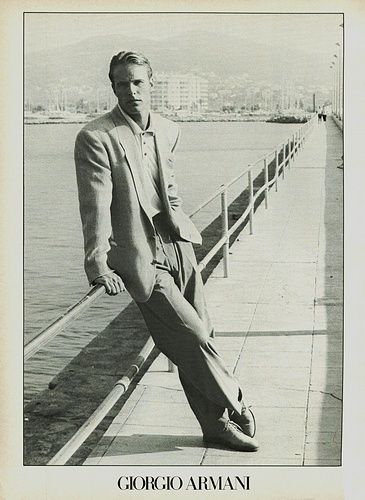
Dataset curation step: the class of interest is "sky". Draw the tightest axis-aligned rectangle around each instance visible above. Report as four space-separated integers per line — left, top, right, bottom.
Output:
25 12 343 61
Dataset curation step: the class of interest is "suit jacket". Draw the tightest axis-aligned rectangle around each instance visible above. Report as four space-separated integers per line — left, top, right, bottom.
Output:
75 105 201 302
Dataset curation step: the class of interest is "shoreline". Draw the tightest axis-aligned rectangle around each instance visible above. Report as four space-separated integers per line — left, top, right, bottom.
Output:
25 113 311 126
25 117 269 125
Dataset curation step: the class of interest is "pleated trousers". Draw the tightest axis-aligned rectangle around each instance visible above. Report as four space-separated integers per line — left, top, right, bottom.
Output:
136 214 246 434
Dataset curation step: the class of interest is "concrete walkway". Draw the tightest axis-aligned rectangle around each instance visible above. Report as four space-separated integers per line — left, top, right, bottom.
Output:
84 118 343 466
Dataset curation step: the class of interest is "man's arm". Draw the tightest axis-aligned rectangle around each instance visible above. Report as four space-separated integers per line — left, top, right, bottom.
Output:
74 128 124 295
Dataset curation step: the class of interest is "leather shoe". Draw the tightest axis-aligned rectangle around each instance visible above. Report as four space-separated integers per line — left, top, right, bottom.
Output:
203 420 259 452
230 407 256 438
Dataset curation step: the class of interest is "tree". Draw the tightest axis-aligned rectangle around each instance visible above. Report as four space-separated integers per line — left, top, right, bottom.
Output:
32 104 45 112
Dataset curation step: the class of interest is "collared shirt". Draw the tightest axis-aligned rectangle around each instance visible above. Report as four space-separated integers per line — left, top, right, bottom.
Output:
118 105 163 217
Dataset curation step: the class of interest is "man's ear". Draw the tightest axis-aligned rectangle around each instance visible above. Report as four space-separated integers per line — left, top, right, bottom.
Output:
150 76 154 88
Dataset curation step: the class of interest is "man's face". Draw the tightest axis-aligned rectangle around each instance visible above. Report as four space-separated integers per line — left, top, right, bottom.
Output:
112 63 153 120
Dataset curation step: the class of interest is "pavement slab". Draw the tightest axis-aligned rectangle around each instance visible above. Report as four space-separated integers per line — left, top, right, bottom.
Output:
308 390 342 408
249 303 315 332
241 385 308 409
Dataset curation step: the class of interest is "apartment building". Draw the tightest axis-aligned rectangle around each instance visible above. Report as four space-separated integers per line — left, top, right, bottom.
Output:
151 73 208 113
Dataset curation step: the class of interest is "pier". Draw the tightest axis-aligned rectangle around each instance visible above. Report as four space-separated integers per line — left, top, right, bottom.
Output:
24 117 343 466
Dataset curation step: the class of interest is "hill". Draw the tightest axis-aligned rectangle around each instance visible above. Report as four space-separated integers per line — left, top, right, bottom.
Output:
26 30 324 95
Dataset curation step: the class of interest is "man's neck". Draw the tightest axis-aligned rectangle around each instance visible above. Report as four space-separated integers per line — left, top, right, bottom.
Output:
132 112 149 130
120 106 150 131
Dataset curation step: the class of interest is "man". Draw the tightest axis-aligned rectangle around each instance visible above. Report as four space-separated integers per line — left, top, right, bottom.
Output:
75 51 259 452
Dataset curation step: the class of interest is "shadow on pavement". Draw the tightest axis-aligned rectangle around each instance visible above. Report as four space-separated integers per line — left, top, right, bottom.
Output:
90 434 204 460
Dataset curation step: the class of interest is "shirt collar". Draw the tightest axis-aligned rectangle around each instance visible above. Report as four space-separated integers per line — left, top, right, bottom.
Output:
118 104 154 136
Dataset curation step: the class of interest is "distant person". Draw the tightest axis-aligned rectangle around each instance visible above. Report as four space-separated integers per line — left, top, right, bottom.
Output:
74 51 258 452
317 107 322 122
322 106 327 122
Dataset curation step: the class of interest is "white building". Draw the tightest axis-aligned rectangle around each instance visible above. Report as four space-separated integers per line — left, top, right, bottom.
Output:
151 73 208 114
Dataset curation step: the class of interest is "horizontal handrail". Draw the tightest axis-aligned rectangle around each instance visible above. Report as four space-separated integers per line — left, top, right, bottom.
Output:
48 336 155 465
197 234 228 272
228 204 253 236
24 285 105 361
189 184 226 217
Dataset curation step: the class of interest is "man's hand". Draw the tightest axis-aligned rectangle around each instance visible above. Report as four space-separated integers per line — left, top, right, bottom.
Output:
93 272 126 295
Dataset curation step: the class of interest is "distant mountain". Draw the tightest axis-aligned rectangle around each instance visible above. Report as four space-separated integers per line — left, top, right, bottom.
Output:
25 30 327 99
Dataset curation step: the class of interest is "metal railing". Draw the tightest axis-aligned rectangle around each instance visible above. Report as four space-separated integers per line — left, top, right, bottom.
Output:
25 114 316 465
24 285 106 361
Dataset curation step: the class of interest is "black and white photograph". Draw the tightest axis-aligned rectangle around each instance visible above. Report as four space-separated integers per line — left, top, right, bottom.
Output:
23 9 344 466
2 2 365 498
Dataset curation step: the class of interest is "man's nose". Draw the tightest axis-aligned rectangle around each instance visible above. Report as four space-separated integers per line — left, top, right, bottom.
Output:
127 83 137 95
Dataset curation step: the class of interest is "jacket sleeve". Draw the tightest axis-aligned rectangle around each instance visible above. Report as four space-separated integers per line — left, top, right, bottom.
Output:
74 128 114 284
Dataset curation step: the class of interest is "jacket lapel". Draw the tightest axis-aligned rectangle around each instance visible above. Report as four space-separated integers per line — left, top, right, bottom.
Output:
153 119 172 215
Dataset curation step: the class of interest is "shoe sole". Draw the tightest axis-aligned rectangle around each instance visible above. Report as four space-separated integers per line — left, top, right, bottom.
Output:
248 407 256 438
203 437 259 452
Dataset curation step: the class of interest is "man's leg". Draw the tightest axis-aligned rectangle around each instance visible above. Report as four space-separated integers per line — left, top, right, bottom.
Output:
137 234 247 435
137 267 241 431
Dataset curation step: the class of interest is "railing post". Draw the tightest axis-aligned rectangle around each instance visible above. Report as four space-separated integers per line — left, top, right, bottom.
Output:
282 142 286 180
221 187 229 277
264 156 269 209
248 169 254 235
275 149 279 192
287 137 291 169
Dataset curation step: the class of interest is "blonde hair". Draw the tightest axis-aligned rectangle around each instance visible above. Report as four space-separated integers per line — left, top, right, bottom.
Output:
108 51 153 89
